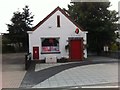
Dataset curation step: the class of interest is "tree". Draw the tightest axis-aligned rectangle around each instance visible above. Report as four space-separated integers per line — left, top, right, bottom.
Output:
22 5 34 28
67 2 119 54
7 5 34 52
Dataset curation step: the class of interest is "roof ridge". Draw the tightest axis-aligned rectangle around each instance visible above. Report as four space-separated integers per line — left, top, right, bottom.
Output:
32 7 84 31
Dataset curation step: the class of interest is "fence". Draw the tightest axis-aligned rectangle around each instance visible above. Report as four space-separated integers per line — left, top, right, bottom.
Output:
109 51 120 59
102 51 120 59
25 53 31 70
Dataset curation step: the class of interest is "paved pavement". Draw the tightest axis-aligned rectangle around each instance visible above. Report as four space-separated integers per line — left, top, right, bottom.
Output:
20 56 119 88
33 63 118 88
2 53 27 88
0 53 2 89
2 64 26 88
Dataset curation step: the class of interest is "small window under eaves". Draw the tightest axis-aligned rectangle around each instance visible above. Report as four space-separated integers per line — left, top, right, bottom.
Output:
57 15 60 27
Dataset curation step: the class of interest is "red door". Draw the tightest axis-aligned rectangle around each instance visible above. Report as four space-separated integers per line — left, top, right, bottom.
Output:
33 47 39 60
69 39 83 61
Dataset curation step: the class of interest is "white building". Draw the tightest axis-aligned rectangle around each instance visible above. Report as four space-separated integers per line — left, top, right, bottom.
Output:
116 1 120 43
27 7 88 62
118 1 120 24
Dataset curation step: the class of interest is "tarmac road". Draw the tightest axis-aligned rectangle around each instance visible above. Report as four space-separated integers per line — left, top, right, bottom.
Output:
2 53 26 64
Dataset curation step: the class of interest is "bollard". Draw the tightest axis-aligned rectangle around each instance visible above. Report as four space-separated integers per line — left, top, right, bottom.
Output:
25 53 31 70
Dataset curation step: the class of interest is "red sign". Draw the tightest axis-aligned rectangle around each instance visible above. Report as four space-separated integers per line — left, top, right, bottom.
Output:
75 28 79 34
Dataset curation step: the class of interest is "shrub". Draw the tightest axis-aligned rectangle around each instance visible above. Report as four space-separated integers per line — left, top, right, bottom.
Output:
110 43 118 52
2 45 15 53
57 57 68 63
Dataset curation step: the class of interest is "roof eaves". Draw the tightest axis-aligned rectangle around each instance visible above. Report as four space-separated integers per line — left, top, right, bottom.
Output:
58 7 84 31
32 7 60 31
32 6 84 31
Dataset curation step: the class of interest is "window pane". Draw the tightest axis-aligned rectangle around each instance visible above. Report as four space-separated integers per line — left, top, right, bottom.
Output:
41 38 59 53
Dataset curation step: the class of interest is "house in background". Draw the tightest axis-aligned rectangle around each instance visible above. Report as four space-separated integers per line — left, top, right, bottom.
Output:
27 7 88 62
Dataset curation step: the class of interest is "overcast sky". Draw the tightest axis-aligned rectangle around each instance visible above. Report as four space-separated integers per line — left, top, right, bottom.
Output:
0 0 119 33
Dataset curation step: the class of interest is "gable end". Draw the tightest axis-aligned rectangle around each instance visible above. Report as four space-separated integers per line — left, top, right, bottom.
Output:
32 6 84 31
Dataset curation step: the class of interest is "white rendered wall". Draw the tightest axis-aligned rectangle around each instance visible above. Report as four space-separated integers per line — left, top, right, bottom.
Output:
28 10 87 60
118 1 120 24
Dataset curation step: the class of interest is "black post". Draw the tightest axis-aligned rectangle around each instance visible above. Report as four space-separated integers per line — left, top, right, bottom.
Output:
25 53 31 70
25 54 28 70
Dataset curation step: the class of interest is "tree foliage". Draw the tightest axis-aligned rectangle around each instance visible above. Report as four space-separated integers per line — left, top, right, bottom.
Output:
67 2 119 54
6 5 34 52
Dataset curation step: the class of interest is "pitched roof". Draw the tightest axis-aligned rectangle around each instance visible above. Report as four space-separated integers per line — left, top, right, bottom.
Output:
32 6 84 31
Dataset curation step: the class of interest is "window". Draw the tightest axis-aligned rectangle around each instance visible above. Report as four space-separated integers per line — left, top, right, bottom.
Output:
41 38 60 54
57 15 60 27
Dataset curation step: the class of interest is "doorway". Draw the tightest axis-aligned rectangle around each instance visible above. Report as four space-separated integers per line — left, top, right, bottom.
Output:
69 39 83 61
33 47 39 59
